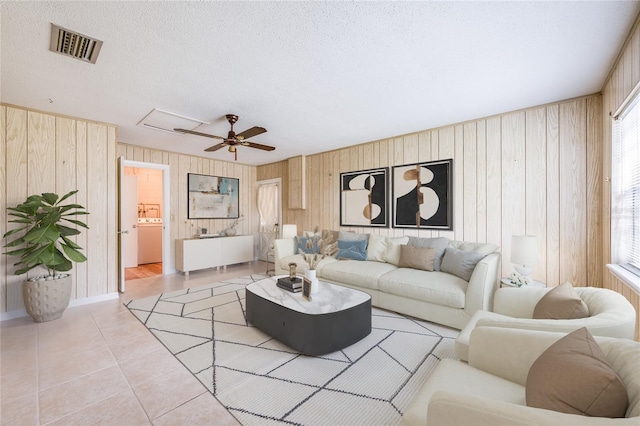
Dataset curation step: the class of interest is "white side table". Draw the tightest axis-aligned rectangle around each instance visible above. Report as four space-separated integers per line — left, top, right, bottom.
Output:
500 278 546 288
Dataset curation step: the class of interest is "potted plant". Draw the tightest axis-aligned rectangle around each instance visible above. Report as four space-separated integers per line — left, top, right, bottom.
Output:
2 190 89 322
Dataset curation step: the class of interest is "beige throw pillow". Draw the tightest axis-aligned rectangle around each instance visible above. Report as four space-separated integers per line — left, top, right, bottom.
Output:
526 327 628 418
407 236 450 271
532 282 589 319
397 245 437 271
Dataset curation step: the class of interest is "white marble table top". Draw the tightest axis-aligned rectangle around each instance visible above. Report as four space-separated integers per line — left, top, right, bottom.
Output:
246 276 371 315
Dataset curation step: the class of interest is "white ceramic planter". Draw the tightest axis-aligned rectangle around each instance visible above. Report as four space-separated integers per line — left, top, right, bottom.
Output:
22 275 72 322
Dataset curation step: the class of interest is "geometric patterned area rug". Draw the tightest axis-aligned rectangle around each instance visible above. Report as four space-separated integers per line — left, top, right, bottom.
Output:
125 274 459 425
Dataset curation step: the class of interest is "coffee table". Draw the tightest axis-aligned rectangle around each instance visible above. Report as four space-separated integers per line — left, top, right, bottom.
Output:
245 276 372 355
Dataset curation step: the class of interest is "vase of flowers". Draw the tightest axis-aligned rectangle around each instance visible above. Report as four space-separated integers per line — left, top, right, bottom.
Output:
298 227 338 294
508 272 531 287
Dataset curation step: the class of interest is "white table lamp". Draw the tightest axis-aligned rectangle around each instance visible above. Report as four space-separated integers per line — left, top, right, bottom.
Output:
281 224 298 239
511 235 538 277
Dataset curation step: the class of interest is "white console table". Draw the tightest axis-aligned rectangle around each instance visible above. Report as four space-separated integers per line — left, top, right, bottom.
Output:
175 235 253 275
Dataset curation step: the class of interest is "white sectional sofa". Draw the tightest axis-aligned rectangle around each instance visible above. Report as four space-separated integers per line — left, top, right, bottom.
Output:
273 233 501 330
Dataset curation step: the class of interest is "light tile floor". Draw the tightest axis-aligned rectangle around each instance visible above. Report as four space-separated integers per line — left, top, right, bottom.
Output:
1 262 269 425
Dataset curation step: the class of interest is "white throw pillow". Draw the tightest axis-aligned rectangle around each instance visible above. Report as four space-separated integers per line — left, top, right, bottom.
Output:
367 234 387 262
382 236 409 266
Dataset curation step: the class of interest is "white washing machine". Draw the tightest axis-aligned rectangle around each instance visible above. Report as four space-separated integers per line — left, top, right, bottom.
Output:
138 218 163 264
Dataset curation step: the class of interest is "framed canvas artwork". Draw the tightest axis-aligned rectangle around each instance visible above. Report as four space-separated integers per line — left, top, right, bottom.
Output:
392 159 453 230
340 167 389 227
187 173 239 219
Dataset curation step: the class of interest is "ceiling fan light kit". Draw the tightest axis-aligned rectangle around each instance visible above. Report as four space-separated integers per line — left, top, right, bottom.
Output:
174 114 275 161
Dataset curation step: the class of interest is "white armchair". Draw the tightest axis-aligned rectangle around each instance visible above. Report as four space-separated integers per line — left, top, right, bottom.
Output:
403 327 640 425
455 286 636 361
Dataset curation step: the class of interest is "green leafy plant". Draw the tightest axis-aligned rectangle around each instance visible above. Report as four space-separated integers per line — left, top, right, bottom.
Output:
3 190 89 276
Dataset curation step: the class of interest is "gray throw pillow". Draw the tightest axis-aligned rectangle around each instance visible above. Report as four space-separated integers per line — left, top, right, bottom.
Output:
440 247 484 281
408 237 450 271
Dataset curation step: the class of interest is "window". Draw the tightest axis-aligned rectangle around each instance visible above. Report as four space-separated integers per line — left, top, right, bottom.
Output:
611 87 640 278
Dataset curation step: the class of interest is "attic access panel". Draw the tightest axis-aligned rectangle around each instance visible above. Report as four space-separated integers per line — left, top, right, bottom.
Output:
137 108 208 135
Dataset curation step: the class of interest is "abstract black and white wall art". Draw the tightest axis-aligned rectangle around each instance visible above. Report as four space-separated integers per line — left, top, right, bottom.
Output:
187 173 239 219
392 159 453 229
340 167 389 227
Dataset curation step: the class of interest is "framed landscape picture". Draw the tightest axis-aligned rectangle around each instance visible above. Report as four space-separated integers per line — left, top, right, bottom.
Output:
392 159 453 230
187 173 239 219
340 167 389 227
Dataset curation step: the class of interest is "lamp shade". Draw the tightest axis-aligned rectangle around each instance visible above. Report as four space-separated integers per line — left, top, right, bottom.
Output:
511 235 538 267
281 224 298 239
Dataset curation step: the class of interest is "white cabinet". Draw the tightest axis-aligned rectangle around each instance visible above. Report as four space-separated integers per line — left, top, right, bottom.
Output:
175 235 253 275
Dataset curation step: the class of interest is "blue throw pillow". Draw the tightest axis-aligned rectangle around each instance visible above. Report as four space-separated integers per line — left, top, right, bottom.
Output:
337 239 368 261
295 236 320 254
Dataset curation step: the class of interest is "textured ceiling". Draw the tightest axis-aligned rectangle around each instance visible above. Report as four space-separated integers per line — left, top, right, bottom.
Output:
1 1 639 166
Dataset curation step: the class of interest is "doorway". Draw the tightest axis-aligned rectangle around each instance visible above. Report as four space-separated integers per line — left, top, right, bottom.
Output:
118 158 171 292
257 178 282 261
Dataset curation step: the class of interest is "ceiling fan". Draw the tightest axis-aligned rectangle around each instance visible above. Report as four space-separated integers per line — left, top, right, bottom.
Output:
174 114 275 161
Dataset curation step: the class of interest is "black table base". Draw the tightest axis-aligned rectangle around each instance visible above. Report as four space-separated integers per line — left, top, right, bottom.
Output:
246 290 371 356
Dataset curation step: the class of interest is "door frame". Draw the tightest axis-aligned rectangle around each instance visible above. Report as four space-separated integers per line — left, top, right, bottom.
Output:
118 158 171 292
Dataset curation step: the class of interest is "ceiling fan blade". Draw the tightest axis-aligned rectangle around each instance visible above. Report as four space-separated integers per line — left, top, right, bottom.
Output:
244 141 275 151
236 126 266 140
174 128 225 140
204 142 227 152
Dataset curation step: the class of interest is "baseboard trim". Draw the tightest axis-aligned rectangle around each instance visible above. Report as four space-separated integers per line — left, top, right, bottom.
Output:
0 292 120 322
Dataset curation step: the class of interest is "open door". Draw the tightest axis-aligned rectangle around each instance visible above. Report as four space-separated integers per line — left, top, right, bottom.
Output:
118 157 141 292
118 158 172 289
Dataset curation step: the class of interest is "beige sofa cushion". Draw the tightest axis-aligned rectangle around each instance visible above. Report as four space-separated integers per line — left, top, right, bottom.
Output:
378 269 467 308
526 328 628 418
533 282 589 319
402 358 526 426
319 260 396 291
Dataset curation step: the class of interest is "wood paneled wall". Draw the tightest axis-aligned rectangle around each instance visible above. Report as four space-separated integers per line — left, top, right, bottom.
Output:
117 144 258 273
1 105 117 313
602 14 640 340
259 94 603 288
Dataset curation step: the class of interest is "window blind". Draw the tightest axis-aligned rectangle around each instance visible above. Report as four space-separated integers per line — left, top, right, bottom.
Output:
612 91 640 276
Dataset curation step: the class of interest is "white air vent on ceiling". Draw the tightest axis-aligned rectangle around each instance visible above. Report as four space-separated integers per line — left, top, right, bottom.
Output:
137 108 209 135
50 23 103 64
